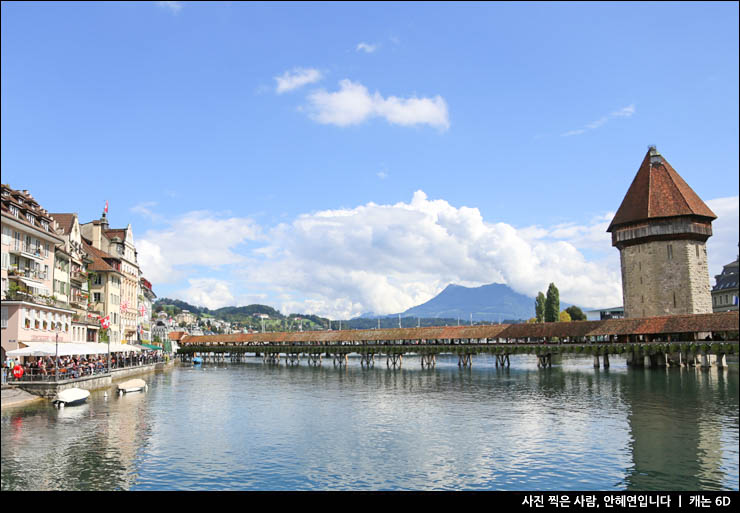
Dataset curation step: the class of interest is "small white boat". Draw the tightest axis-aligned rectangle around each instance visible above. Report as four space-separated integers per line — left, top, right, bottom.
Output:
117 378 147 394
53 387 90 407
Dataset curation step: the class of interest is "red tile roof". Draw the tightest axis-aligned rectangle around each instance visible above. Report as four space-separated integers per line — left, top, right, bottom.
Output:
179 311 738 345
608 148 717 232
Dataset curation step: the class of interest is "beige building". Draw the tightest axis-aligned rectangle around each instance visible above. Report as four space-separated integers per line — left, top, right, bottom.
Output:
81 212 142 344
83 240 123 344
51 213 100 343
608 147 716 318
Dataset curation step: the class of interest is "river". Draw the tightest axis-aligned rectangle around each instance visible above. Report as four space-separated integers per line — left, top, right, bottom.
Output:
1 354 738 491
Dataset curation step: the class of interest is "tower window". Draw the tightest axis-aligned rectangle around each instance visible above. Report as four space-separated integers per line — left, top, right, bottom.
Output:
673 292 677 308
667 244 673 260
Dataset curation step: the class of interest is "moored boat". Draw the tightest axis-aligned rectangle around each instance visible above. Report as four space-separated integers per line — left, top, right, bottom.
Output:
192 356 203 365
117 378 147 394
52 387 90 407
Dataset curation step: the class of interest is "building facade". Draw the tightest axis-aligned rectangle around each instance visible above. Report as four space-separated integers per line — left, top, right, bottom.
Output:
51 213 100 343
712 254 739 312
81 212 142 344
1 185 75 359
607 147 716 318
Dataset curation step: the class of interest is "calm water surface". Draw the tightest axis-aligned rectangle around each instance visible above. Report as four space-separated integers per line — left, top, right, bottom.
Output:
1 354 738 491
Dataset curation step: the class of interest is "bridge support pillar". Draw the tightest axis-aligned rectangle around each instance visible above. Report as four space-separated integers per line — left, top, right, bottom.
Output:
420 354 436 368
333 353 348 367
715 353 727 369
286 353 301 366
495 354 510 368
537 354 552 368
307 353 322 366
387 353 403 368
360 353 375 368
263 353 280 365
458 353 472 368
699 351 713 369
593 355 600 368
667 352 682 367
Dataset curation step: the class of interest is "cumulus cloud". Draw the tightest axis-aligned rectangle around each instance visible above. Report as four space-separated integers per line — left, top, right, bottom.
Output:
356 42 378 53
137 211 261 285
238 191 623 318
176 278 236 310
306 79 450 130
562 104 635 137
275 67 323 94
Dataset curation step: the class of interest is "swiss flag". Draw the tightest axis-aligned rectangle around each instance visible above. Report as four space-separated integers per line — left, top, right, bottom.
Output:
105 200 109 214
100 315 111 329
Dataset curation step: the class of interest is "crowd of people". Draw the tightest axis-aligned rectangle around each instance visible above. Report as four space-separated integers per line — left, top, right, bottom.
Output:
2 350 166 383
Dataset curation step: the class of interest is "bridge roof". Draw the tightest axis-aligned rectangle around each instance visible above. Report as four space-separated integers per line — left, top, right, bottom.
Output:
180 311 737 345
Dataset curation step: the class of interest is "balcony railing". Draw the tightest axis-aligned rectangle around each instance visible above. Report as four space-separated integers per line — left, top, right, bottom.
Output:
8 268 48 281
3 290 72 310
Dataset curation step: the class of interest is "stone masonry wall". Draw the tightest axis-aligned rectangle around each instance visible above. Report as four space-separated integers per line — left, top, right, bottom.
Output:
621 239 712 318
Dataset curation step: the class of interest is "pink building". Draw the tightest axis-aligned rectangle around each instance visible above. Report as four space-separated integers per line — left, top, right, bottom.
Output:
1 185 74 360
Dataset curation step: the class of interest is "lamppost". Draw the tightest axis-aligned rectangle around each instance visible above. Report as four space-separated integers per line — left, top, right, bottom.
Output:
55 332 59 381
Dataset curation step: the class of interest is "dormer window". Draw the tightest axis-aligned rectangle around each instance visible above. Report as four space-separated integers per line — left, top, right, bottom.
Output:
26 213 35 225
10 205 19 217
41 220 49 231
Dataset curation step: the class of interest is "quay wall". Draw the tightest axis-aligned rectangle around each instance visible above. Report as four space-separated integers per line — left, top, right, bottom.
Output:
17 360 174 398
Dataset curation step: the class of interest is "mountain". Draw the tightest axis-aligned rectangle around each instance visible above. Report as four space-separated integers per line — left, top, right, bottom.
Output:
400 283 536 322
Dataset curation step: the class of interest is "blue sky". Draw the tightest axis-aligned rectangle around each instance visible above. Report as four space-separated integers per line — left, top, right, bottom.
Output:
2 1 738 318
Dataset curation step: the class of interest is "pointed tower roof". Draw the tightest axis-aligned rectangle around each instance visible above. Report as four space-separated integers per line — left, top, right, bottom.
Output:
607 146 717 232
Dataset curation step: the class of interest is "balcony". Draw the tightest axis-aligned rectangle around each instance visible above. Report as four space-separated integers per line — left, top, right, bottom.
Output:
8 267 48 282
8 243 45 262
70 269 88 283
3 289 73 311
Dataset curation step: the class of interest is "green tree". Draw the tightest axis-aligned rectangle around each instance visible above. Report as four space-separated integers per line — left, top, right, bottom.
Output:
565 305 587 321
545 283 560 323
535 292 546 322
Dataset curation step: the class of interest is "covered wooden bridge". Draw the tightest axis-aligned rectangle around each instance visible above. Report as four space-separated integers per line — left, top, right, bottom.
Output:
177 311 738 369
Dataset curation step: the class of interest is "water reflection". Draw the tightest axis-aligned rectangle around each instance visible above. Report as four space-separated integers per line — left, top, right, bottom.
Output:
1 356 738 491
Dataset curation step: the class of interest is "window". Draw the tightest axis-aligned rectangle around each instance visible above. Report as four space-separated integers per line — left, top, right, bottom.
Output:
10 205 19 217
93 274 103 285
696 245 700 258
673 292 677 308
93 292 102 302
1 307 7 329
667 244 673 260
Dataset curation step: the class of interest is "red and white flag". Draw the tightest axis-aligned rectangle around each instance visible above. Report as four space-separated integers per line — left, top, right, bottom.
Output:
100 315 111 329
121 300 129 313
139 304 147 317
105 200 109 214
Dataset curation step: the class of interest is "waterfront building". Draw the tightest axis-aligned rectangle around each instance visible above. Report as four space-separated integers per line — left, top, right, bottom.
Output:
175 310 197 326
83 240 123 344
138 277 156 344
50 213 100 343
607 147 717 318
712 253 739 312
1 185 74 359
81 211 142 344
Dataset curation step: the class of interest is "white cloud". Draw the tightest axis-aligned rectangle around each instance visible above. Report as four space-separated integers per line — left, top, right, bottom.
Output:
137 210 261 285
306 79 450 130
356 42 378 53
562 104 635 137
176 278 236 310
706 196 740 278
238 191 623 318
157 1 182 14
274 68 323 94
